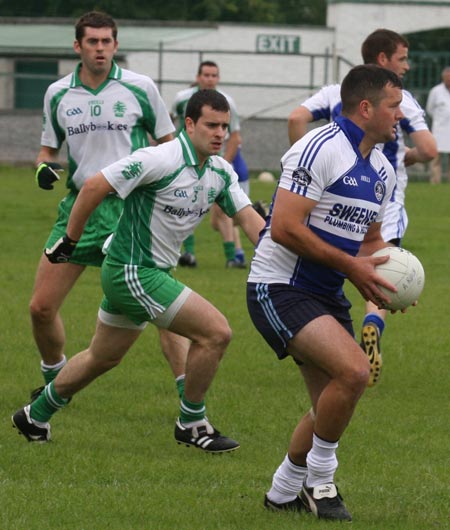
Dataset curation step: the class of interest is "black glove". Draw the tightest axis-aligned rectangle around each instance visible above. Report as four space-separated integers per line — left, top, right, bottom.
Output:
35 162 64 190
45 235 78 263
252 200 268 219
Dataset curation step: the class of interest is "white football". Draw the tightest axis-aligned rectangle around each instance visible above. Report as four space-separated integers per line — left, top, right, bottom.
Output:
257 171 275 183
373 247 425 310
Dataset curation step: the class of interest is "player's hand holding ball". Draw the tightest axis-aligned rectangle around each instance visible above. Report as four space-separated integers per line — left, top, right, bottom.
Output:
35 162 64 190
373 247 425 311
45 235 78 263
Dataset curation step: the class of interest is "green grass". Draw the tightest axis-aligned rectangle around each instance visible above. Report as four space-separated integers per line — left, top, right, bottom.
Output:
0 165 449 530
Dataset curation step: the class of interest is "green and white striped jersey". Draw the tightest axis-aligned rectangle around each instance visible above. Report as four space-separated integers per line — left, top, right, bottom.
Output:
41 61 175 191
102 130 251 269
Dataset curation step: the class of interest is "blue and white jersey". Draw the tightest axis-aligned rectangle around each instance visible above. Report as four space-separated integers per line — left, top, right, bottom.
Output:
302 84 342 123
301 85 429 207
248 116 396 296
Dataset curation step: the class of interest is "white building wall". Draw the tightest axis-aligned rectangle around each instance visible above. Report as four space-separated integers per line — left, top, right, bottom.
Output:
328 0 450 71
127 24 336 120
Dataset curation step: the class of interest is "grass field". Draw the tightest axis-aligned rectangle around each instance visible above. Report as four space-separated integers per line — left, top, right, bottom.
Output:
0 165 449 530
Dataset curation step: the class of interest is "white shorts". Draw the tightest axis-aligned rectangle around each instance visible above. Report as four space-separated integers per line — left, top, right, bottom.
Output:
381 201 408 243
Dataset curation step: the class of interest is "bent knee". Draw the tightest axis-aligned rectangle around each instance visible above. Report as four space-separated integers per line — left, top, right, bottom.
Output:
345 362 371 393
211 321 232 349
198 319 232 353
29 298 57 322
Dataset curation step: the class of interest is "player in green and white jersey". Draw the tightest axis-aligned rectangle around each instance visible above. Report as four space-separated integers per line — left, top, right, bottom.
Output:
13 89 265 452
27 11 193 402
171 61 249 268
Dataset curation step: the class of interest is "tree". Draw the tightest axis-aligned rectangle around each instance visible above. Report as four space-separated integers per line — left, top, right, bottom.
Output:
0 0 327 25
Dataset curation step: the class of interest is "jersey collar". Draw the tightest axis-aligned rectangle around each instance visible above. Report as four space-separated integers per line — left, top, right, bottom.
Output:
178 130 212 177
70 60 122 88
335 115 365 156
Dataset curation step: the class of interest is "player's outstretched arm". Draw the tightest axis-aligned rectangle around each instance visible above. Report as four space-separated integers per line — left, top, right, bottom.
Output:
234 205 266 246
44 172 115 264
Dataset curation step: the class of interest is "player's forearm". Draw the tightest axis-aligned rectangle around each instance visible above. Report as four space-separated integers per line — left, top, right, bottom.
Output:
35 146 59 166
288 106 313 145
405 132 437 166
223 132 240 163
236 206 265 246
272 220 354 276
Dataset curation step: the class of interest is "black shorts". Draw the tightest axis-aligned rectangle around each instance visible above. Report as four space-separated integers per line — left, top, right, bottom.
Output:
247 283 354 360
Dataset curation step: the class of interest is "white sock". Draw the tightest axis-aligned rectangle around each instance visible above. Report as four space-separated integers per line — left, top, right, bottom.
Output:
41 355 67 372
267 454 307 504
306 433 339 488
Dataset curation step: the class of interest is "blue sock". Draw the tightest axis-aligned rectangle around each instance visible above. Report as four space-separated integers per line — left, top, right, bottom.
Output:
363 313 385 336
235 248 245 264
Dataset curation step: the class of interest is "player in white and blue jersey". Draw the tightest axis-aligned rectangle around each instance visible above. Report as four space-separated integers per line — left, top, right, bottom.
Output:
13 89 265 453
288 29 437 386
248 65 405 521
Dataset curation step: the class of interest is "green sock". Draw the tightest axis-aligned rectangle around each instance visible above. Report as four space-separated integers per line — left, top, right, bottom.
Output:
224 241 236 261
180 396 206 424
41 355 67 384
176 375 185 399
30 381 70 422
183 234 195 255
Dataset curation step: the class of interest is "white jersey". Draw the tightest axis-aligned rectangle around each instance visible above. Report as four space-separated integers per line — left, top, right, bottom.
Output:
41 62 175 191
102 130 251 269
171 86 240 134
301 84 429 206
426 82 450 152
248 116 396 296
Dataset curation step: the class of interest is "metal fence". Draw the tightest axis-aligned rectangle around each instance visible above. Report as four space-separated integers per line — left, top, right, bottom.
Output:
408 51 450 107
0 47 354 119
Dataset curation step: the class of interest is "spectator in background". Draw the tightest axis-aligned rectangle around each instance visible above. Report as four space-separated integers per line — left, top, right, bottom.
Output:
426 66 450 184
172 60 249 268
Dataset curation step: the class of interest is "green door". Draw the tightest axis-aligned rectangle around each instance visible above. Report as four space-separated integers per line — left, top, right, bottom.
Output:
15 60 58 109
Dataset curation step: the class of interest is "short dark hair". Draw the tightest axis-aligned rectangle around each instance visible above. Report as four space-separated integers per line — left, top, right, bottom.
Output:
197 60 219 76
185 89 230 123
361 29 409 64
341 64 403 114
75 11 118 42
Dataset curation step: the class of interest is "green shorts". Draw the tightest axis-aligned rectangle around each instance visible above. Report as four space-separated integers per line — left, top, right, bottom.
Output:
99 260 191 329
45 191 123 267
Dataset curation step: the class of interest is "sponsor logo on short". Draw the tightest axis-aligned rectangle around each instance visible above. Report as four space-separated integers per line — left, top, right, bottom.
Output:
292 166 312 186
